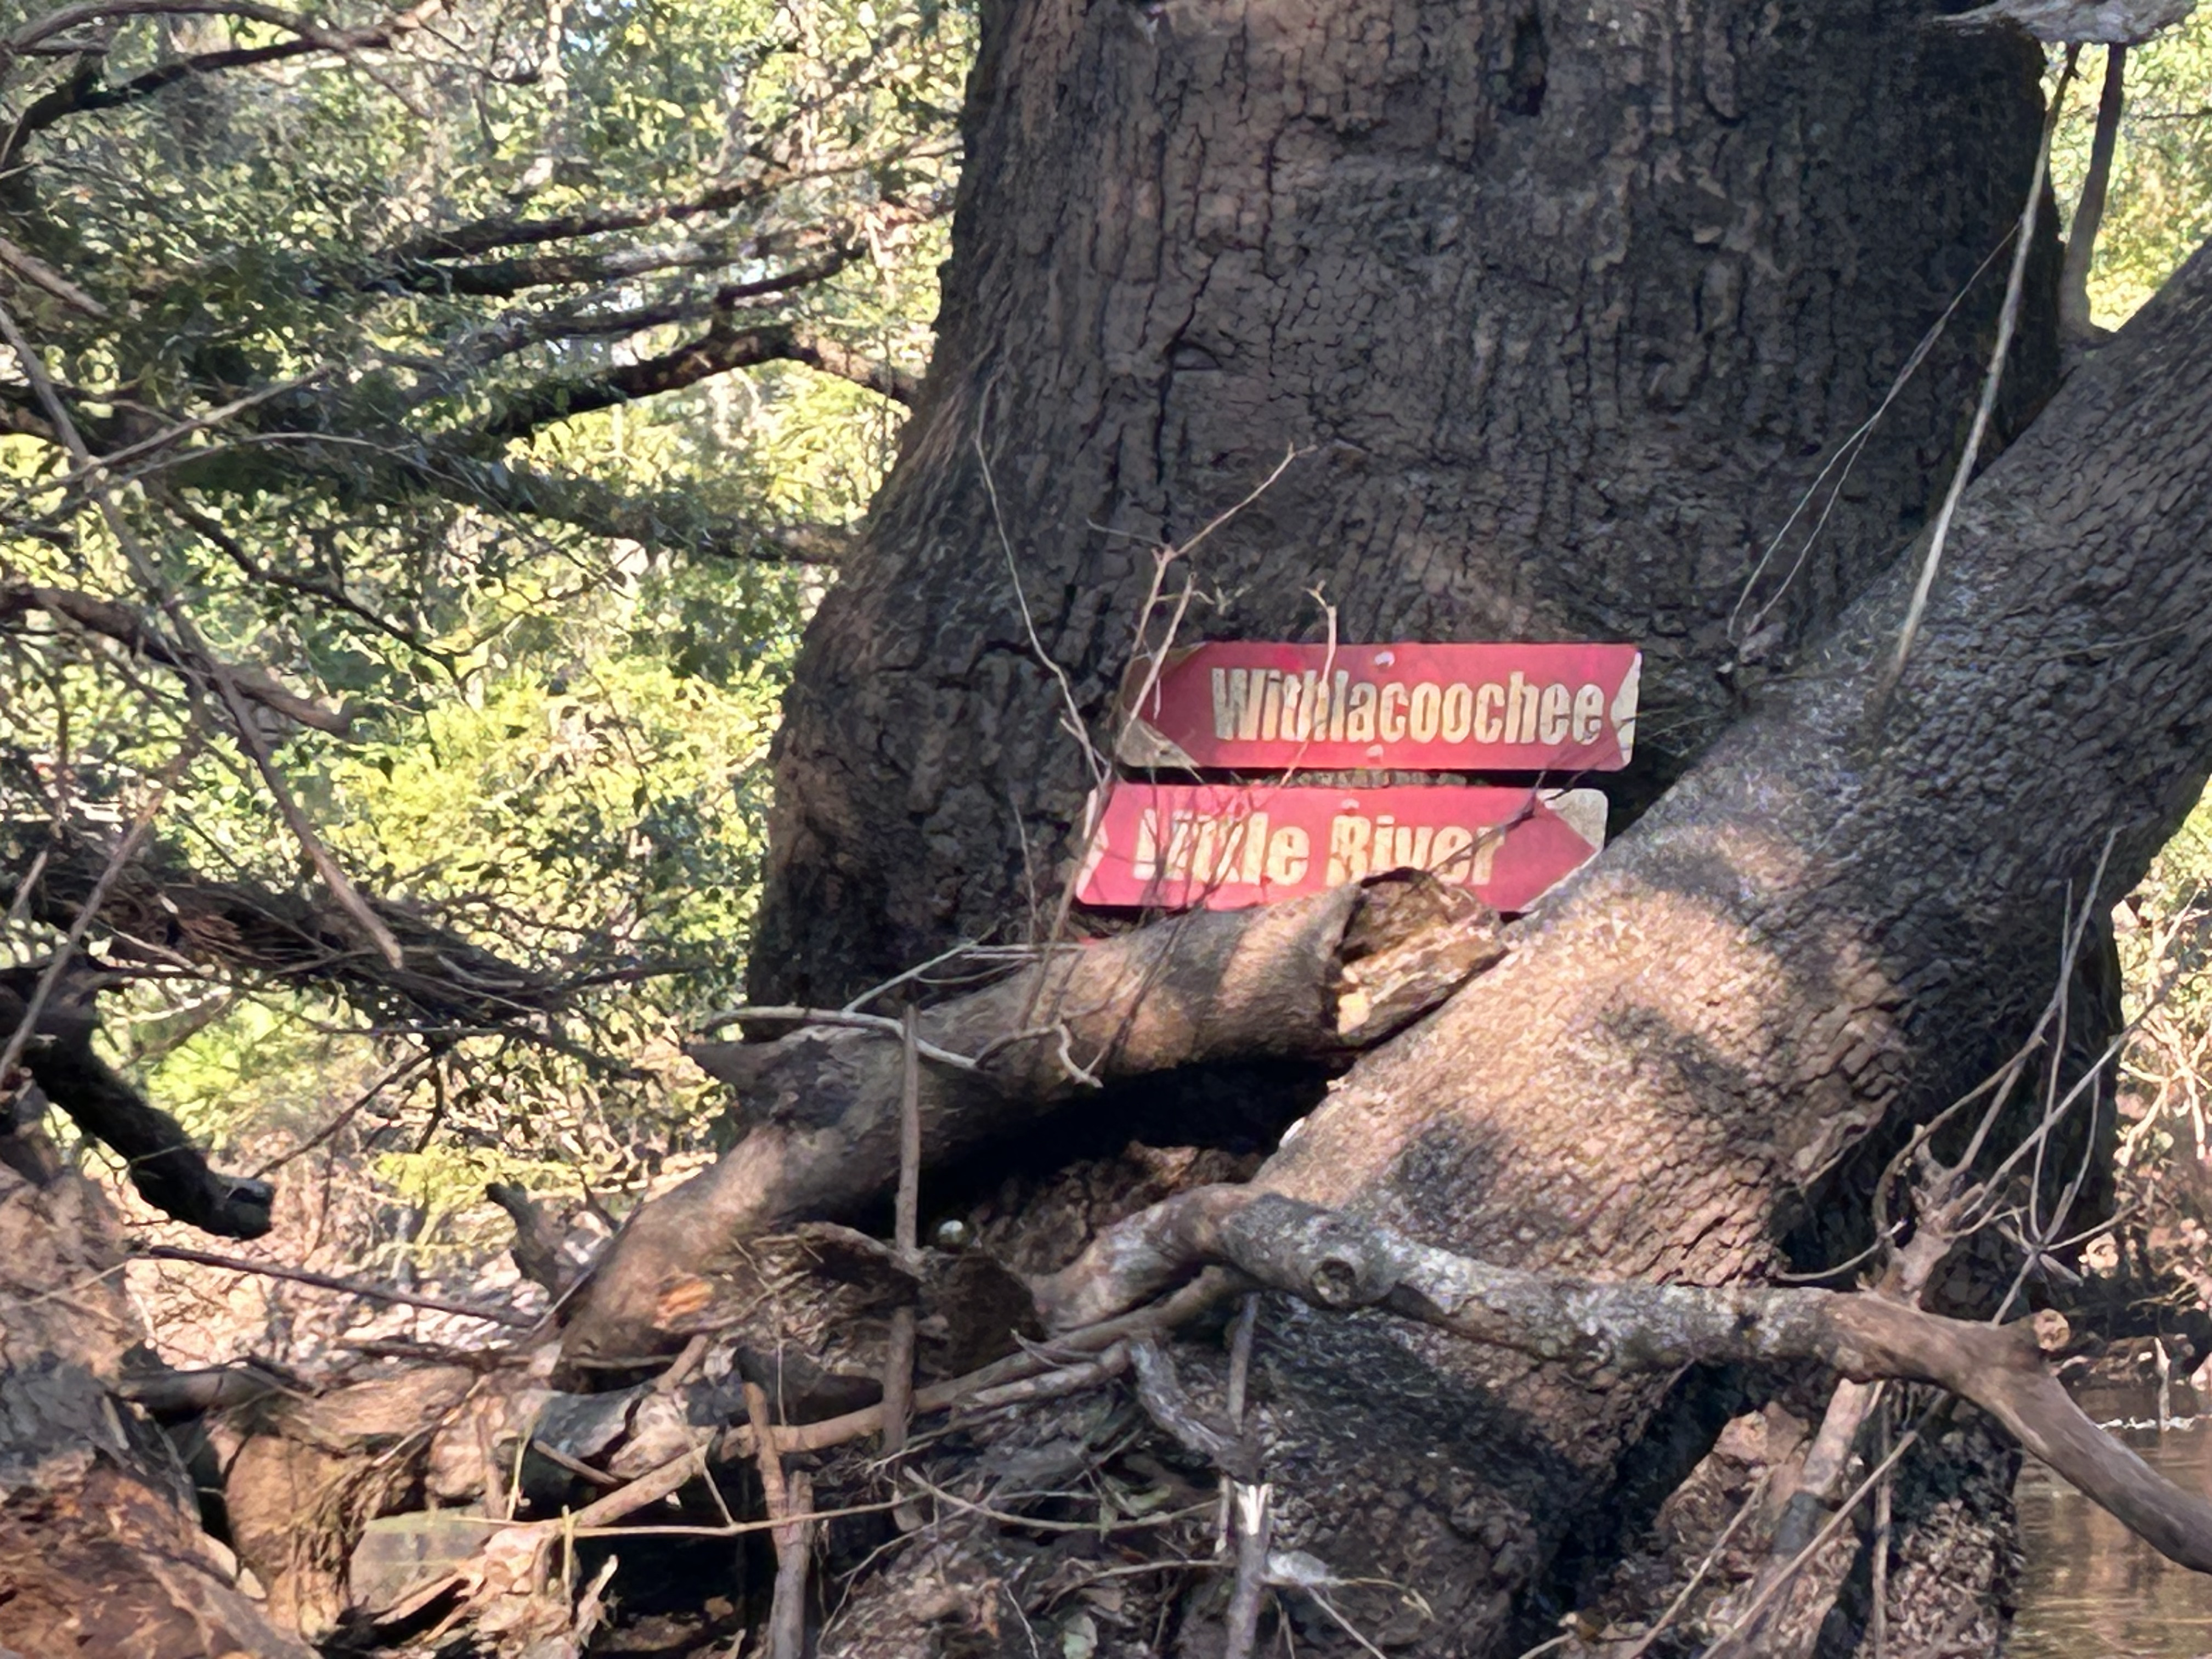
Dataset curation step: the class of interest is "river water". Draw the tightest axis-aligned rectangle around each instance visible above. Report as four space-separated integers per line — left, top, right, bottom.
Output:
2011 1385 2212 1657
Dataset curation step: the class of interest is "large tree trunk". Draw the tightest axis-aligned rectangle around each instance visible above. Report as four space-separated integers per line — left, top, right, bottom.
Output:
1218 239 2212 1642
738 2 2212 1654
754 0 2056 1004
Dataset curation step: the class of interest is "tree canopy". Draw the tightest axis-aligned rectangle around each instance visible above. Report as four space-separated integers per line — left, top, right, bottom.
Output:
0 0 961 1222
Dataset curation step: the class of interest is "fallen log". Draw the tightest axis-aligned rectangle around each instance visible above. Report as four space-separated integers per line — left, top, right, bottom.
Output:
1034 1184 2212 1576
560 870 1504 1365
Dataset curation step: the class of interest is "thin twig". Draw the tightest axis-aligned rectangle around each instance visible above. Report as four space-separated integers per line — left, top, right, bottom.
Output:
881 1005 921 1458
1616 1470 1772 1659
1227 1293 1260 1427
1869 1400 1893 1658
1881 48 2080 701
746 1380 809 1659
2061 45 2128 345
695 1003 979 1069
1224 1482 1273 1659
1698 1413 1929 1655
138 1243 535 1327
0 301 407 967
0 739 194 1091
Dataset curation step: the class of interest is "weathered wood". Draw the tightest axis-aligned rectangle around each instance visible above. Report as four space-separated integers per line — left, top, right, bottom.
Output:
0 1130 314 1658
560 870 1503 1364
3 974 273 1238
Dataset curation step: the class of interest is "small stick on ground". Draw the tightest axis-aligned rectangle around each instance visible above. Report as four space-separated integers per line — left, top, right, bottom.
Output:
1870 1398 1893 1659
140 1243 537 1328
746 1380 811 1659
1223 1481 1273 1659
882 1005 923 1459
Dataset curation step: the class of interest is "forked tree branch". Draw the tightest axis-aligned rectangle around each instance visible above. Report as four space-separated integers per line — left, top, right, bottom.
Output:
1032 1185 2212 1576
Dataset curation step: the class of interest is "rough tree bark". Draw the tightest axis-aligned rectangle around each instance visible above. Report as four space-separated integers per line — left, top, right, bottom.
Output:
0 1130 313 1657
754 0 2057 1002
740 1 2212 1654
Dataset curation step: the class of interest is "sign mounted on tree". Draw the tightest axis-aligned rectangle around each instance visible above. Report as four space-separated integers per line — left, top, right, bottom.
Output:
1115 641 1642 772
1074 782 1609 914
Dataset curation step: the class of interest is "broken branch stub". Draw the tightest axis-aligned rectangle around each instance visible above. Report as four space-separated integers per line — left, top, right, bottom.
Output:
1036 1185 2212 1576
561 872 1503 1366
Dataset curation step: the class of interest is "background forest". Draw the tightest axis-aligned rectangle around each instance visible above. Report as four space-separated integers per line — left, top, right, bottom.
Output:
5 0 2212 1419
0 0 962 1334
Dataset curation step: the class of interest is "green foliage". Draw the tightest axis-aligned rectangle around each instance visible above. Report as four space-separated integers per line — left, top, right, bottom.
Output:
2052 24 2212 325
0 0 967 1240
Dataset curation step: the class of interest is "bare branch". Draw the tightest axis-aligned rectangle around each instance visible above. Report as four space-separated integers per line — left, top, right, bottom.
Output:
2 970 274 1237
142 1240 537 1325
1034 1186 2212 1576
1 577 354 734
408 453 855 564
1 814 566 1029
0 230 105 315
471 320 916 443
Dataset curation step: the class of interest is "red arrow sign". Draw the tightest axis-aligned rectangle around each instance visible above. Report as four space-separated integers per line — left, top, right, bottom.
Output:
1075 781 1607 913
1114 642 1641 772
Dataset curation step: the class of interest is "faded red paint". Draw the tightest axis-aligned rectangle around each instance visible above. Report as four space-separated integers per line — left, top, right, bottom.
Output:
1075 781 1609 913
1114 642 1642 773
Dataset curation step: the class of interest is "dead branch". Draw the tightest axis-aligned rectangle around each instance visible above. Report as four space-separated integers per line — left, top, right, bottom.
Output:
745 1381 811 1659
3 973 273 1237
880 1006 922 1457
1035 1184 2212 1575
3 815 565 1029
0 577 352 734
1882 47 2079 693
486 1181 575 1297
562 872 1504 1365
2062 45 2129 348
142 1242 537 1327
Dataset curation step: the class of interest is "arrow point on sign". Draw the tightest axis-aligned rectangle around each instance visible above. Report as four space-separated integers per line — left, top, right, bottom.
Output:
1546 788 1610 854
1114 716 1199 770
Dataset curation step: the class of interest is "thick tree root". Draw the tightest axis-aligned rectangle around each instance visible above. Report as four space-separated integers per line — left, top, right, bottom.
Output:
561 871 1503 1365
